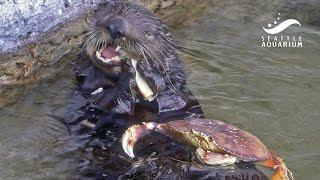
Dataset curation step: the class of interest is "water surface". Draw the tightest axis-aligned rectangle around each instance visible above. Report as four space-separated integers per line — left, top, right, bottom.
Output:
1 1 319 179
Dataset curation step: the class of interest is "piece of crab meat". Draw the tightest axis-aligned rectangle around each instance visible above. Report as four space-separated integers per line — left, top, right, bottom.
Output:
131 59 155 101
195 148 237 166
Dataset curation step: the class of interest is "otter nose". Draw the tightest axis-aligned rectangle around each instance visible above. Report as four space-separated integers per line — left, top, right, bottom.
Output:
106 19 126 39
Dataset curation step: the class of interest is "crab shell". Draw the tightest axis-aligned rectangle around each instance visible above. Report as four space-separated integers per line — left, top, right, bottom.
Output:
157 119 271 162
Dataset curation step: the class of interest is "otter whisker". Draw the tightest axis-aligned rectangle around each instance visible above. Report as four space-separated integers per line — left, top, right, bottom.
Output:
139 42 178 92
84 31 103 50
96 34 105 47
122 4 135 17
140 48 152 68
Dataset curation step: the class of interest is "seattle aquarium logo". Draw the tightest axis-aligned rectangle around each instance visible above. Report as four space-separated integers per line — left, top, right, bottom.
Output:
261 13 303 48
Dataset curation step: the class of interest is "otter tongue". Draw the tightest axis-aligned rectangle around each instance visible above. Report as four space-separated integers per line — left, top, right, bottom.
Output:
101 45 118 59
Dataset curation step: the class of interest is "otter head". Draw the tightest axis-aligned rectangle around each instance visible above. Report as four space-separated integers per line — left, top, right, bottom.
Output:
83 1 177 78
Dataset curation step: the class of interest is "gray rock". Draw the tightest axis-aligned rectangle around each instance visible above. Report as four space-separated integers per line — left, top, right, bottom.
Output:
0 0 99 53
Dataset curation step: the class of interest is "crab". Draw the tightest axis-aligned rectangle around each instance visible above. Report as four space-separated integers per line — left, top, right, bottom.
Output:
121 118 294 180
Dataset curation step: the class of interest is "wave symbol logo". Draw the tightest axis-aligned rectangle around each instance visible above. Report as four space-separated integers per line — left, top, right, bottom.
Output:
263 13 301 34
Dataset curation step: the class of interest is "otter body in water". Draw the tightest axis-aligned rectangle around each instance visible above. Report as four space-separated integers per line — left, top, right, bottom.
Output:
75 1 203 130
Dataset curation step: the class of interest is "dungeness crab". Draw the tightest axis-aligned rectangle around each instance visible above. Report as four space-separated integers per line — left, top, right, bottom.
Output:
121 119 294 180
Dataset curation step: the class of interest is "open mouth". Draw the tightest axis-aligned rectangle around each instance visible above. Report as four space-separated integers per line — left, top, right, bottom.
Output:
95 44 126 66
94 44 156 101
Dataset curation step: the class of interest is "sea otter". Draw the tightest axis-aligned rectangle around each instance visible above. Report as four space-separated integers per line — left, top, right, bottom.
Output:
68 2 268 179
74 1 203 131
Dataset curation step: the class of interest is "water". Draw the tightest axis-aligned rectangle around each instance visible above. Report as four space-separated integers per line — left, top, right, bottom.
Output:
1 1 320 179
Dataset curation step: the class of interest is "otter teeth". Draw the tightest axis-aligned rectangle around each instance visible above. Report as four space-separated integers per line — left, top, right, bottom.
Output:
95 51 109 63
112 56 121 62
115 45 121 52
96 50 121 63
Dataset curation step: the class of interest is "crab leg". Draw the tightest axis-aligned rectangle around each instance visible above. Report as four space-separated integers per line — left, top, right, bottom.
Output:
259 151 294 180
121 122 158 158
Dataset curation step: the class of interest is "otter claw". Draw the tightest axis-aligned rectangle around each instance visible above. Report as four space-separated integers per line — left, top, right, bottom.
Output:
91 87 104 95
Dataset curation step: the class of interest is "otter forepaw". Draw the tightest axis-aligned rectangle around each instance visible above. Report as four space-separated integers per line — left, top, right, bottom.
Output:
88 90 116 110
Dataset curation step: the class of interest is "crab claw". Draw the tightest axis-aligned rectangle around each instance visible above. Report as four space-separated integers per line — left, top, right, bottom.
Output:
121 122 158 158
195 148 237 166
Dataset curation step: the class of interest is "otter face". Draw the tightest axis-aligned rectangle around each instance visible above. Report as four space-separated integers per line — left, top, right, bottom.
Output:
83 1 177 77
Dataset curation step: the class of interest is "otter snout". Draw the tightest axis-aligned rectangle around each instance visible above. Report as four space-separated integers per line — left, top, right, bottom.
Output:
106 19 126 39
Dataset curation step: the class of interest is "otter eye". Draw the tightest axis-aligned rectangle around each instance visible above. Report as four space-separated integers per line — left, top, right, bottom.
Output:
144 31 155 40
159 24 171 36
